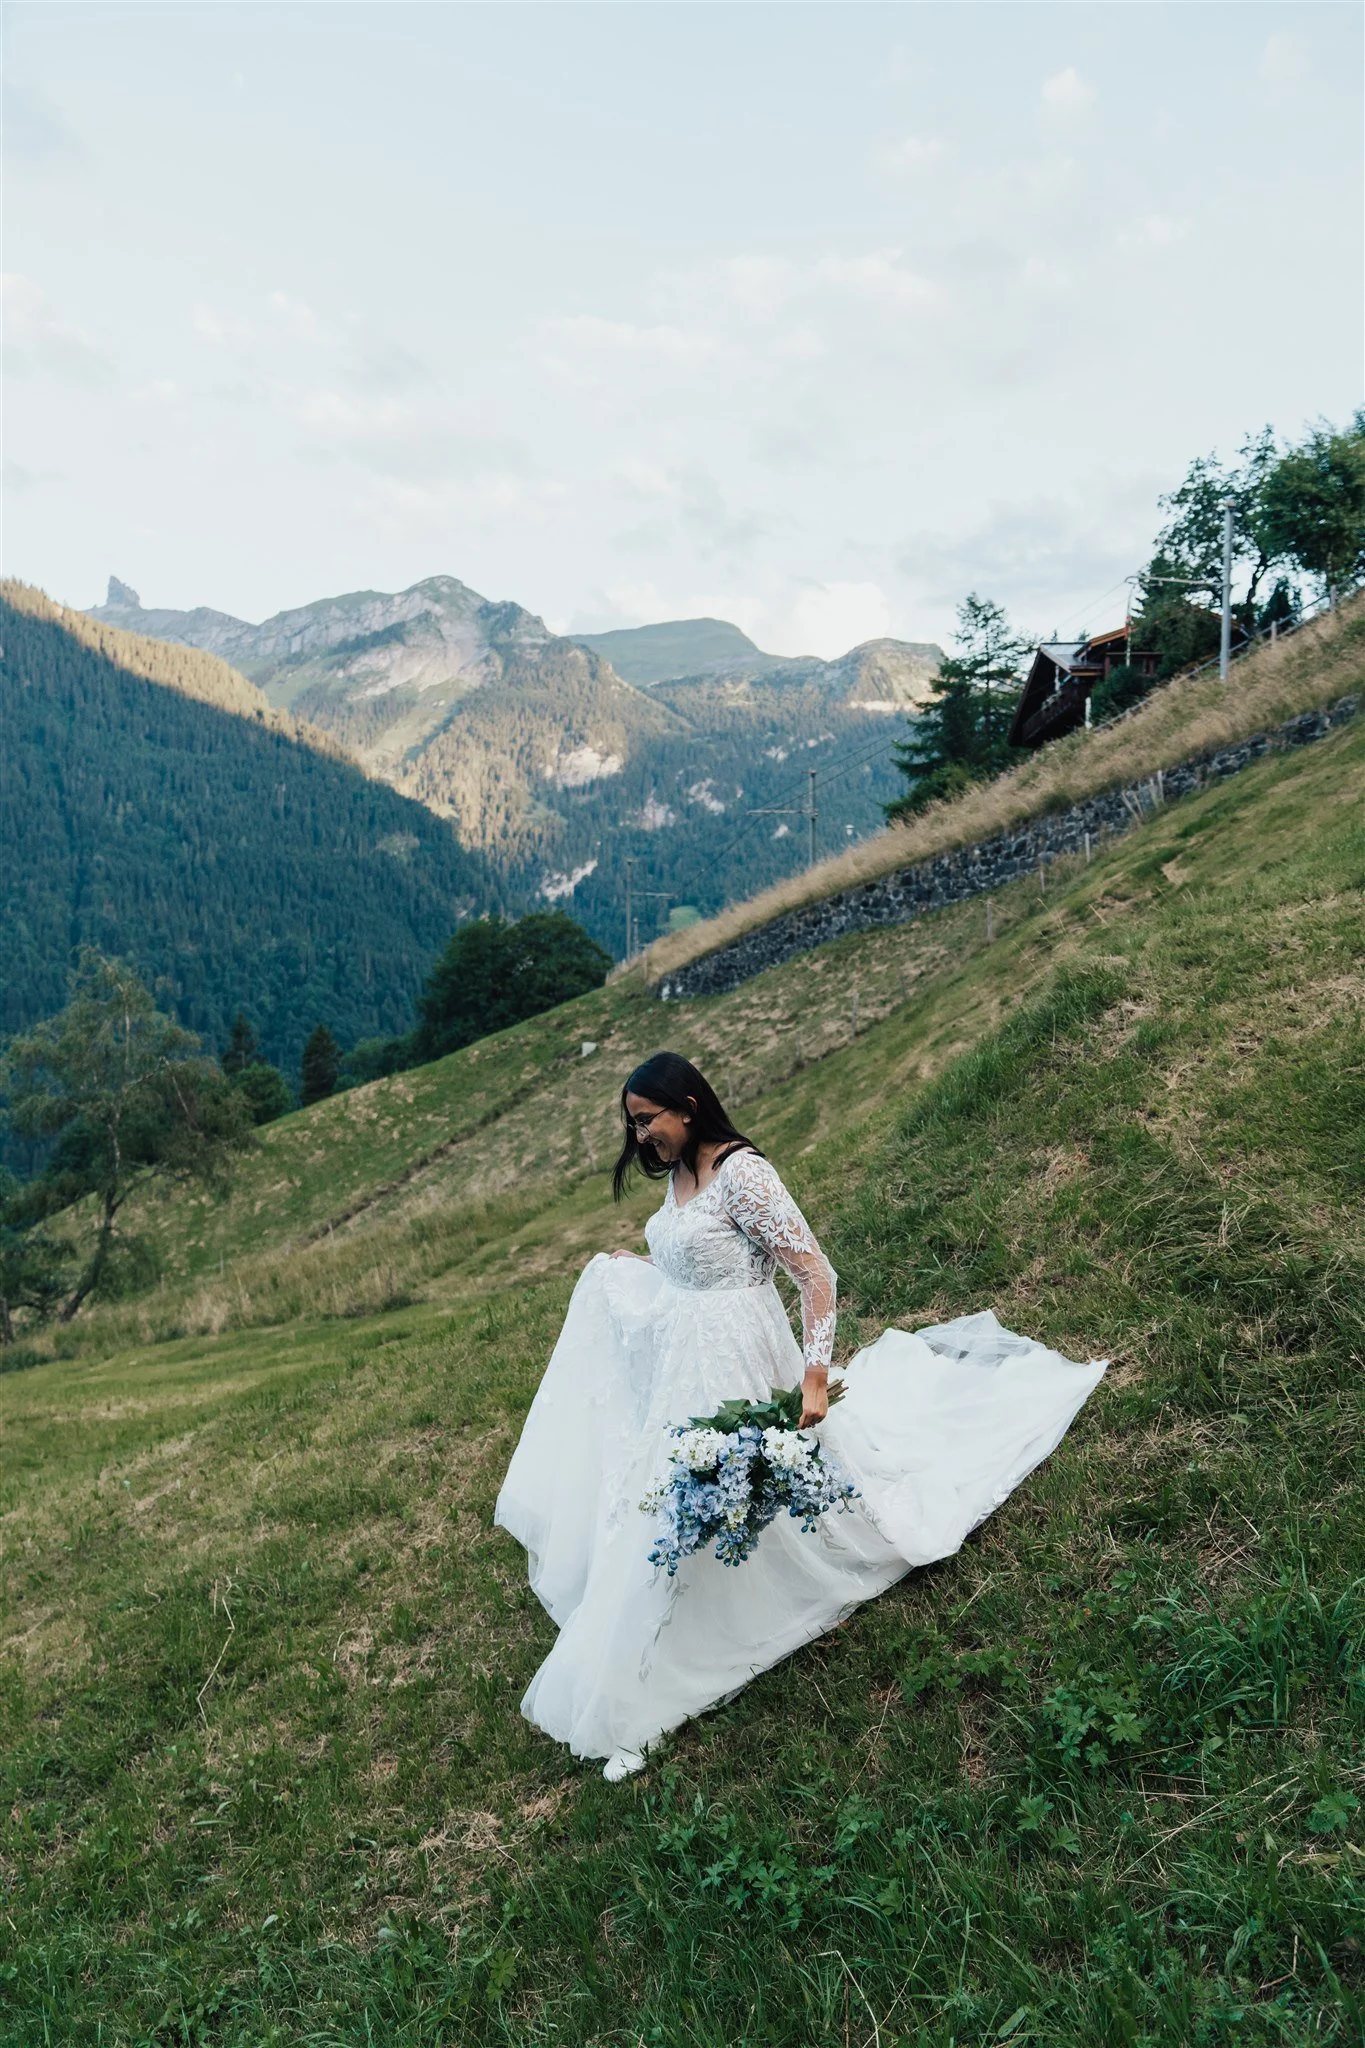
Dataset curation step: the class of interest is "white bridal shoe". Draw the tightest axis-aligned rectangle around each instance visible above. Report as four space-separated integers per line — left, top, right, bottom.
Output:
602 1747 647 1782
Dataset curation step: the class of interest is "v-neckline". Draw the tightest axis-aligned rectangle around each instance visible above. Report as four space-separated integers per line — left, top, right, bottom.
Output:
670 1149 739 1214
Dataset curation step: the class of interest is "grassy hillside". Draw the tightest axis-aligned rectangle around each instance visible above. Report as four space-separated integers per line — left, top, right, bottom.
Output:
0 595 498 1071
1 709 1362 2043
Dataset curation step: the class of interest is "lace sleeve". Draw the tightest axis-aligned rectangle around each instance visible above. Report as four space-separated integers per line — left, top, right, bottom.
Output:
716 1151 837 1374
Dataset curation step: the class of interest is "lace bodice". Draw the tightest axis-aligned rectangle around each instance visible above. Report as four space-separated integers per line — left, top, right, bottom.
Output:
643 1149 837 1374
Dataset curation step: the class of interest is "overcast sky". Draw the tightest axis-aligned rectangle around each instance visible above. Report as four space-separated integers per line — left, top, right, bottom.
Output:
6 2 1361 656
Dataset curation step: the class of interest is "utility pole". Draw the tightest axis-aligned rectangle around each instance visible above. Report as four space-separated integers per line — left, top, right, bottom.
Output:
748 769 819 869
623 857 670 958
1219 496 1235 680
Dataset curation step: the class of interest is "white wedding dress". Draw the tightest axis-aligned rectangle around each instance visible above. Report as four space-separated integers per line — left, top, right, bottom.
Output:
495 1148 1106 1778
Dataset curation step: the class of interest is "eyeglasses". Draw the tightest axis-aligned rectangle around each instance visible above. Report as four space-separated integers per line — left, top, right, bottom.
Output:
630 1108 666 1136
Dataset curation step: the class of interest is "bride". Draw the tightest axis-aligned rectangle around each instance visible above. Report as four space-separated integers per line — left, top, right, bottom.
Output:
495 1052 1105 1781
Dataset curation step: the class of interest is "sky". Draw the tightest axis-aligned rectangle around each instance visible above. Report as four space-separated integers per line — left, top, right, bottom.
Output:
5 1 1362 657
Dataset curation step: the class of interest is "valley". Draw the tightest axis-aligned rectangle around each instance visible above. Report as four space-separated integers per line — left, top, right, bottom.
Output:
89 576 943 949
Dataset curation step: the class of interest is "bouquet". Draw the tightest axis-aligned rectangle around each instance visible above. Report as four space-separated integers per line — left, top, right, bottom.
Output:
641 1382 858 1574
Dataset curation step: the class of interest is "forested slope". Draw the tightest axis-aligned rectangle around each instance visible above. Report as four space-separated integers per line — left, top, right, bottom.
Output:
0 598 498 1070
2 580 353 762
87 573 942 949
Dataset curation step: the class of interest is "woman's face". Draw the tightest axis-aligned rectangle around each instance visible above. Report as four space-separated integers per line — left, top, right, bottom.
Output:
624 1090 693 1165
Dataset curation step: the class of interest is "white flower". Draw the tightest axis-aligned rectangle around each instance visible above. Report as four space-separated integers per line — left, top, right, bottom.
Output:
674 1428 730 1472
762 1425 813 1471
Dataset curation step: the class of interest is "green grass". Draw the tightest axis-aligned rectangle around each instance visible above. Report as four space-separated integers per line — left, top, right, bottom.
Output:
1 720 1363 2043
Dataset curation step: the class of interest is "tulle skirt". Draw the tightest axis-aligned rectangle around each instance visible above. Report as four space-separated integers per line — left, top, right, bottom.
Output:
494 1254 1106 1768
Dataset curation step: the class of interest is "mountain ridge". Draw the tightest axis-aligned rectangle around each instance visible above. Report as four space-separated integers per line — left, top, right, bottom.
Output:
85 574 943 950
1 594 499 1070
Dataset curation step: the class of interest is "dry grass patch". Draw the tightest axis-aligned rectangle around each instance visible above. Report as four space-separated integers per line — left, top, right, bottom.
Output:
645 593 1365 981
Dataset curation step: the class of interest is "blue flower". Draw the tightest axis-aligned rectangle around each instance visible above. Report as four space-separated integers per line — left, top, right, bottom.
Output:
642 1399 859 1572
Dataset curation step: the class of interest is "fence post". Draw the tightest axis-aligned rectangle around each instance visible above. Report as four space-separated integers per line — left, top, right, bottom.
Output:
1084 830 1092 865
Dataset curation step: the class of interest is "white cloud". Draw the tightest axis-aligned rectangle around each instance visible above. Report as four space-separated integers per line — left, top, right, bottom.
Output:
3 80 86 169
610 456 676 497
877 134 943 174
813 250 944 314
130 378 186 407
192 301 257 347
781 581 895 659
2 272 107 378
545 314 721 367
1041 67 1095 116
714 248 942 322
1259 33 1307 86
270 291 323 342
720 254 793 314
1120 213 1192 253
292 388 413 438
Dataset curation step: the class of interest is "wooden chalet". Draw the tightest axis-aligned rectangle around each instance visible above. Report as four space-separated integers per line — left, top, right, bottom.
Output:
1008 625 1158 749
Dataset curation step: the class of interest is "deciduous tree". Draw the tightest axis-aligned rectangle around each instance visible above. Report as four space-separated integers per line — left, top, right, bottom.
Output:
1 953 253 1321
414 913 612 1063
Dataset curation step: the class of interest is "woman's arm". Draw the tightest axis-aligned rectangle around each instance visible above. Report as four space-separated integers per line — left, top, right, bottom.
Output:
715 1152 836 1425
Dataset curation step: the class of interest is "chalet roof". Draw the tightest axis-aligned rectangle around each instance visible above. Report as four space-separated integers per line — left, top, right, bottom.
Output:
1034 641 1086 672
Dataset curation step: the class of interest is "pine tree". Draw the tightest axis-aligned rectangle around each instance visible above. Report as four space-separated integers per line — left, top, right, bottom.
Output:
300 1025 341 1106
886 595 1028 821
222 1010 260 1077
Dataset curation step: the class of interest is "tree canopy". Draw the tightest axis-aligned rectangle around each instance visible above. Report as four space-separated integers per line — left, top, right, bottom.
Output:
885 596 1028 821
0 953 253 1325
413 913 613 1063
1132 411 1365 682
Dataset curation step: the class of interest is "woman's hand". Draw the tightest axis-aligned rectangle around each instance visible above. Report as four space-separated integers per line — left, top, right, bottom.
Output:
799 1369 830 1429
610 1249 652 1263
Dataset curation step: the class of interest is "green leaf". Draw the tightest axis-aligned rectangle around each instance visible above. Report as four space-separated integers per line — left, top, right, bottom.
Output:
1307 1790 1359 1835
997 2009 1030 2040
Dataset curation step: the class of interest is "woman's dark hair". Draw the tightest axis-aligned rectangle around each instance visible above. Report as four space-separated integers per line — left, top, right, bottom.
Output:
612 1051 760 1200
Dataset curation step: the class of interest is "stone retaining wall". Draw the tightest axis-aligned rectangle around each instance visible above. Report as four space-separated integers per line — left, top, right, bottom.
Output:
655 697 1359 1003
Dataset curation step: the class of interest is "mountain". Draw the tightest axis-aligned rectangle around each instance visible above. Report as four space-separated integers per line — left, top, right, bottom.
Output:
1 586 499 1072
571 617 785 684
88 576 942 952
20 580 357 763
571 616 943 708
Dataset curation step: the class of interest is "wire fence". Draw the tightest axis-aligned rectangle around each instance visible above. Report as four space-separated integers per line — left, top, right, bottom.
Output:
1087 574 1361 740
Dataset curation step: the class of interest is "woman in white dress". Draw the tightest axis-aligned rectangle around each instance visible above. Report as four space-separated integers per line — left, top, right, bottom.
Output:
495 1053 1105 1781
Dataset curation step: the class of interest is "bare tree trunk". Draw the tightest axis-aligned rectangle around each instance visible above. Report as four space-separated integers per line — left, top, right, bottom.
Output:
59 1191 117 1322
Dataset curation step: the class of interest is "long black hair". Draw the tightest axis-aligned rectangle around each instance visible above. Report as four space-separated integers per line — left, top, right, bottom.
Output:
611 1051 760 1200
